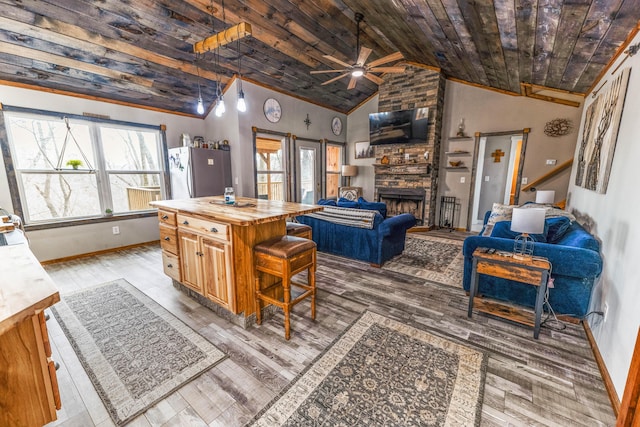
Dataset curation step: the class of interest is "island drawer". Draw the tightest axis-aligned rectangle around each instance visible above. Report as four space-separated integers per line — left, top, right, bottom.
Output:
162 252 181 282
177 214 229 241
158 210 176 226
159 224 178 254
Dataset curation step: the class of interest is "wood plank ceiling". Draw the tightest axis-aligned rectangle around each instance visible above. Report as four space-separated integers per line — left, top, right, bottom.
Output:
0 0 638 116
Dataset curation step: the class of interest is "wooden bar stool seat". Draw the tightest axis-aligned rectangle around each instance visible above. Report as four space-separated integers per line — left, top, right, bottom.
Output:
286 222 312 240
254 235 316 340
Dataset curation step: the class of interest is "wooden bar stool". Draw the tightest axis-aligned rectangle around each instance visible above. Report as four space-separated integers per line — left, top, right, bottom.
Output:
254 235 316 340
286 222 312 240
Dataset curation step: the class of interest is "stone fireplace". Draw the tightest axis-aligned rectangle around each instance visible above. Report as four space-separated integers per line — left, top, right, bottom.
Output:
377 188 426 225
374 65 445 227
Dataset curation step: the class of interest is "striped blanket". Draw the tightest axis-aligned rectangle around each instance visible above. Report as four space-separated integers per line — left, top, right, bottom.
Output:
303 206 378 229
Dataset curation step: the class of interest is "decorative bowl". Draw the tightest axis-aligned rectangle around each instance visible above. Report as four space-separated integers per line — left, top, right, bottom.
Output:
449 160 462 167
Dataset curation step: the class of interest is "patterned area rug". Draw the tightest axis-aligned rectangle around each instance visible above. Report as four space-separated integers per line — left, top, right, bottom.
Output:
249 311 486 426
51 279 226 426
383 234 464 287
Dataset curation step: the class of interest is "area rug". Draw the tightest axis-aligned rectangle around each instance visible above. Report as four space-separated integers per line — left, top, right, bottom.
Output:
383 234 464 287
249 311 486 426
51 279 226 426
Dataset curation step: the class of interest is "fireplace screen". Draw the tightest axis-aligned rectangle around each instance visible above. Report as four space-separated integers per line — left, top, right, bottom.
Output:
377 188 426 225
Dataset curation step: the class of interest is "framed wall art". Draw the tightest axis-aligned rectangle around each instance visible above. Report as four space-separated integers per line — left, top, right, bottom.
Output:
355 141 374 159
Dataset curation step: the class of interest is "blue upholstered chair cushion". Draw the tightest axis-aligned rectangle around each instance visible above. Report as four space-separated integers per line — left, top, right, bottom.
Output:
337 198 359 208
357 197 387 218
490 220 549 242
317 198 337 206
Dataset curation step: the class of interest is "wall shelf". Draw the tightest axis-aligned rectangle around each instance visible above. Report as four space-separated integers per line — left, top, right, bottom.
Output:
445 151 470 155
448 136 473 141
445 166 468 170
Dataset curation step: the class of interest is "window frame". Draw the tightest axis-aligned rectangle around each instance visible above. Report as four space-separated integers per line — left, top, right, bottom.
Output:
0 105 169 231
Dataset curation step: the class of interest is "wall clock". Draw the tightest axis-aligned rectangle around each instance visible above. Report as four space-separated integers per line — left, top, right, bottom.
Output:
331 116 342 136
263 98 282 123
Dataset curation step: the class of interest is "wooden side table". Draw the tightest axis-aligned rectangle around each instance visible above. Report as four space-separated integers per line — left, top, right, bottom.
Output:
467 248 551 339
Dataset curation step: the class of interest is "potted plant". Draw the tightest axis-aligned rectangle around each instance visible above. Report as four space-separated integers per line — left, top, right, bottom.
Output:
66 159 83 170
105 208 113 216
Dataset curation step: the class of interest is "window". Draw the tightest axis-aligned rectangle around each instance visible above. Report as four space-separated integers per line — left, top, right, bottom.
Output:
3 109 165 225
255 136 286 201
325 144 343 199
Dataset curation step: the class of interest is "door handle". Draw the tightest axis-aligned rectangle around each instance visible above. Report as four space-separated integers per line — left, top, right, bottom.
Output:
162 214 169 220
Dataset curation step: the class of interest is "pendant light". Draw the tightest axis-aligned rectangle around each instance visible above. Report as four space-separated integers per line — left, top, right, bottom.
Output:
236 31 247 112
213 45 226 117
195 59 205 115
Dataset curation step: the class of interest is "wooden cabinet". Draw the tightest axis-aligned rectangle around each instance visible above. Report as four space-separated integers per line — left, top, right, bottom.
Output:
158 209 181 282
1 244 61 427
177 217 235 312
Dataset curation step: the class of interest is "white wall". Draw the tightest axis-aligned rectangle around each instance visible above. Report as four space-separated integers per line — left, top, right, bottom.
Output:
568 30 640 398
0 84 207 261
346 95 378 201
441 81 583 228
206 79 347 197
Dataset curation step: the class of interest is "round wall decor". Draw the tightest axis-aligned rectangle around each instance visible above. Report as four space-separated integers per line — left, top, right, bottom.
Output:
331 117 343 136
263 98 282 123
544 118 572 137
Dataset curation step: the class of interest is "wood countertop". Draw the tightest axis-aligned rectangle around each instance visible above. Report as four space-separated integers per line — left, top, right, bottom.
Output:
0 244 60 336
150 196 323 226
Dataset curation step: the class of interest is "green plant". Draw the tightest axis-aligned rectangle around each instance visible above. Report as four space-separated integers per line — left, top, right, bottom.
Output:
66 159 83 169
105 208 113 215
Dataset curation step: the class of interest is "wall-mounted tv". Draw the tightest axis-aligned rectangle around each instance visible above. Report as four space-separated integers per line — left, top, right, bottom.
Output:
369 107 429 145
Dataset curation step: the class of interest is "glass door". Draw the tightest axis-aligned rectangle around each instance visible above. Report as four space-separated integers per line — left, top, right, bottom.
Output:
294 139 321 203
325 144 342 200
255 136 287 201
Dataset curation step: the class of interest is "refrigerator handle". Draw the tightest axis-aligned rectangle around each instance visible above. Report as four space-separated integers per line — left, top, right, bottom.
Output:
186 155 193 197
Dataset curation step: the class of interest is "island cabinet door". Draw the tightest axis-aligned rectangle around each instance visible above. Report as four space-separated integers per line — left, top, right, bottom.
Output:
178 231 203 294
201 237 234 311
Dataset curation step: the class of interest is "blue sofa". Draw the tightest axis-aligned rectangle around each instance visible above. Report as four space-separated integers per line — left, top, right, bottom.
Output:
297 199 416 266
462 211 602 318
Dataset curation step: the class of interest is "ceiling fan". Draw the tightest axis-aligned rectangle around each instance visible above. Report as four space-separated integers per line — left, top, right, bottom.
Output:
311 13 406 89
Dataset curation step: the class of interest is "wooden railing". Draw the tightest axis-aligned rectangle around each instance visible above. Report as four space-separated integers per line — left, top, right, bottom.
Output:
126 186 161 210
257 182 284 201
521 159 573 192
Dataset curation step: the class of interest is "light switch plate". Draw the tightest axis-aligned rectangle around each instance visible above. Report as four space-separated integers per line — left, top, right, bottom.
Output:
207 158 214 165
484 176 490 182
522 177 528 184
460 177 466 183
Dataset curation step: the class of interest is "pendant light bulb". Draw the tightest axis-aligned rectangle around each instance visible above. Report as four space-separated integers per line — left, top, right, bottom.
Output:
196 96 205 115
214 95 225 117
237 89 247 112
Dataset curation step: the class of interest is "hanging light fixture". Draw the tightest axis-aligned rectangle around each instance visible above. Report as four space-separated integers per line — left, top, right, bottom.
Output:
195 57 205 115
213 45 226 117
236 30 247 112
215 92 226 117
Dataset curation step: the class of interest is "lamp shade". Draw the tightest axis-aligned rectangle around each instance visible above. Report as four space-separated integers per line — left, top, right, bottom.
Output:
341 165 358 177
510 208 545 234
536 190 555 204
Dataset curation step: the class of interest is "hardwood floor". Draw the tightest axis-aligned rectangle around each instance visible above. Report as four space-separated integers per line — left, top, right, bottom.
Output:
42 236 615 426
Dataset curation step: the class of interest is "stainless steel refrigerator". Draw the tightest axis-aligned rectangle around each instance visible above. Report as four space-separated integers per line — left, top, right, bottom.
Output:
168 147 232 199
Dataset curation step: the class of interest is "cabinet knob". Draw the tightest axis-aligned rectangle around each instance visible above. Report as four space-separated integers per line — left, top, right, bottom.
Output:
164 236 171 241
162 215 169 220
183 220 189 225
210 227 218 233
199 252 204 257
167 263 173 268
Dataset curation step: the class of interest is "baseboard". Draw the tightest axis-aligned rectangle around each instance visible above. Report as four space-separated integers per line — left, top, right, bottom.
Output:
40 240 159 265
583 320 621 416
407 225 432 232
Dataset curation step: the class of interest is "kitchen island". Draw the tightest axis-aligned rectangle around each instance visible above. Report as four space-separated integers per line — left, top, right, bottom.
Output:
149 196 322 327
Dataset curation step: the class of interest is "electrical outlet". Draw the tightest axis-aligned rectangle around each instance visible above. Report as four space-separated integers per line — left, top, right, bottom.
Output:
603 303 609 322
207 158 214 165
522 177 528 185
460 177 466 183
112 226 120 235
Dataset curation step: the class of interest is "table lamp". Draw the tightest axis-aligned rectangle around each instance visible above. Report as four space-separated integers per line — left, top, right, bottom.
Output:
510 207 545 260
341 165 358 186
535 190 555 204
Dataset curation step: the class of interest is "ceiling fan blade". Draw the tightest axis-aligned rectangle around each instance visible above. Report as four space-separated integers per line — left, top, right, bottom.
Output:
367 51 404 68
369 66 406 73
347 76 358 90
363 73 384 85
356 47 372 66
323 54 352 69
310 69 348 74
322 72 351 85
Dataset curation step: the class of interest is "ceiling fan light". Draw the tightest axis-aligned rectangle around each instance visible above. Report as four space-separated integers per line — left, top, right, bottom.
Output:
351 67 364 77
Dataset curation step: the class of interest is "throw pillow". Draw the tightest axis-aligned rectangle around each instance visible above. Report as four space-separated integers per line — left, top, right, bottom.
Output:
546 216 571 243
357 197 387 218
490 220 549 242
337 198 359 209
317 198 337 206
482 203 517 236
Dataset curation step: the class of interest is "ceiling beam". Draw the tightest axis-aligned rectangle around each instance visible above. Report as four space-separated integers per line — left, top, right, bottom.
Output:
193 22 252 54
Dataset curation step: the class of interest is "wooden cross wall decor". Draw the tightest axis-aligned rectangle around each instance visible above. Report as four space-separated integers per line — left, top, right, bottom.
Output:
491 149 505 162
